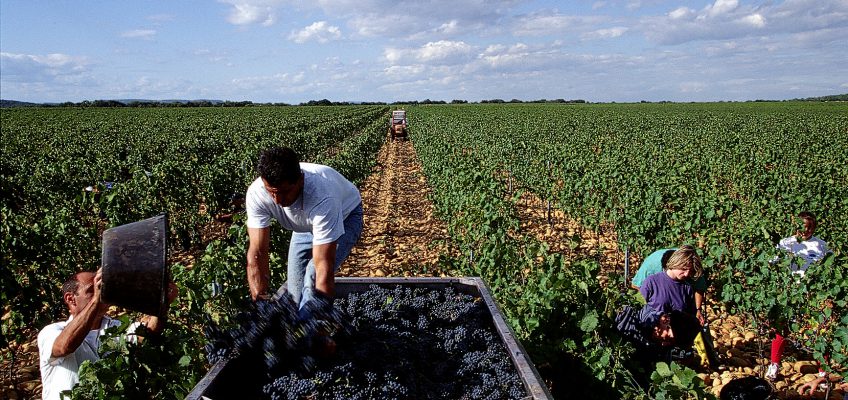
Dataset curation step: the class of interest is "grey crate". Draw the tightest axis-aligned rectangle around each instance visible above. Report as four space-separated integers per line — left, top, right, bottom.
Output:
187 277 552 399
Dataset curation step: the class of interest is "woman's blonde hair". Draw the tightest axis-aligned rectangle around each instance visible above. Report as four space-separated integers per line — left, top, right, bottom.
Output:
666 245 702 278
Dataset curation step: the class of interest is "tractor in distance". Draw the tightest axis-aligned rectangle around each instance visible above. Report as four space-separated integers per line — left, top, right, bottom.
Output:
389 110 408 140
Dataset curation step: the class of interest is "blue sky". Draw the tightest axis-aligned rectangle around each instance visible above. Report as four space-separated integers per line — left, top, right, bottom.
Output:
1 0 846 103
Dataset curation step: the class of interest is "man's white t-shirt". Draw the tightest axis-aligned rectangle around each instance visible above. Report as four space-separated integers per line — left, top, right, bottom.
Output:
777 235 829 274
38 316 122 400
245 163 361 245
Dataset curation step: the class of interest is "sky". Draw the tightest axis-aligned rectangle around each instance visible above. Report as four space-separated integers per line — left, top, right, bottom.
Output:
1 0 847 103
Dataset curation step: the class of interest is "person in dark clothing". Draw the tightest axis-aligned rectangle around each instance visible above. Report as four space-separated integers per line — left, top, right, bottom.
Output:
615 304 701 383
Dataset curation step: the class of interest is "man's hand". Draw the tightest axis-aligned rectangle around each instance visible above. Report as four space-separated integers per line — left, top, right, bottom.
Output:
93 269 109 315
797 376 826 395
166 282 179 304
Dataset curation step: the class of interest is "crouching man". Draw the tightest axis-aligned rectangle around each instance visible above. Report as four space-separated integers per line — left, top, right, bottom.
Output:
38 269 177 400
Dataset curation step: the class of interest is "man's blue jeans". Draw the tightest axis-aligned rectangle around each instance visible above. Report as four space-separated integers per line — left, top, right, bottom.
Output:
285 203 363 315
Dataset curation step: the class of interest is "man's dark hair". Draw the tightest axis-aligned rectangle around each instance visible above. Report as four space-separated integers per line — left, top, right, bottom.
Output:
798 211 816 230
61 272 86 296
257 147 301 186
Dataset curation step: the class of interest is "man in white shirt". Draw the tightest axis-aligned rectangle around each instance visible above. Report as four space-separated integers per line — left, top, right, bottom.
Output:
38 269 176 400
776 211 830 276
245 147 363 318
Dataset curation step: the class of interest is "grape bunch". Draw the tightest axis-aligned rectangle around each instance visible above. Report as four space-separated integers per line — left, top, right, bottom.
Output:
203 293 349 374
203 321 233 365
259 285 528 400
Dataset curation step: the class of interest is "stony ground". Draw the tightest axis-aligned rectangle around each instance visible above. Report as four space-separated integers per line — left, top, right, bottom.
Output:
2 137 843 399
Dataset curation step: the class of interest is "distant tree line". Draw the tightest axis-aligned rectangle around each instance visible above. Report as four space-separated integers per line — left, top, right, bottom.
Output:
2 93 845 108
788 93 848 102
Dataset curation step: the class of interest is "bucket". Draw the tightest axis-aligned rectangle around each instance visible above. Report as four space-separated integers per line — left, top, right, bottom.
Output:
720 376 775 400
101 214 169 317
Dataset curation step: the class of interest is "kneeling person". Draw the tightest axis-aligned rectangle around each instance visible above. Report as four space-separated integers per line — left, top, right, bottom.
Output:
616 304 700 379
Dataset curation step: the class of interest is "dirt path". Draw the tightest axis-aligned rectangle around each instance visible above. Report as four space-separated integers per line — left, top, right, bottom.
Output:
511 188 638 284
339 137 452 278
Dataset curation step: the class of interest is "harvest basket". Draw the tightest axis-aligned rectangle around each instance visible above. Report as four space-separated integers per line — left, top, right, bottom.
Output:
100 214 169 317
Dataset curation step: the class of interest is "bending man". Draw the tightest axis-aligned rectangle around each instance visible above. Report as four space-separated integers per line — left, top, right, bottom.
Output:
245 146 363 315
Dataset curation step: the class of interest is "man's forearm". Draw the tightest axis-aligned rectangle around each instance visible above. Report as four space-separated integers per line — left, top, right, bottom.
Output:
247 254 270 299
314 259 335 298
52 300 103 357
312 243 337 298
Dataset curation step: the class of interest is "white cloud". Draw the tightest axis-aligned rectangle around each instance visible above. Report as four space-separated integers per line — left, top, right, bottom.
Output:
479 43 531 69
669 7 693 20
121 29 157 39
582 26 628 40
1 52 89 78
704 0 738 18
703 41 739 56
739 13 766 28
220 0 282 26
436 20 461 35
384 40 473 65
513 14 577 36
0 52 94 101
642 0 848 46
288 21 342 43
314 0 512 40
513 13 608 37
418 40 473 62
384 64 427 79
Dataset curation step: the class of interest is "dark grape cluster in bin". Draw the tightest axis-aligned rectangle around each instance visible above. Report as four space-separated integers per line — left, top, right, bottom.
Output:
205 285 528 399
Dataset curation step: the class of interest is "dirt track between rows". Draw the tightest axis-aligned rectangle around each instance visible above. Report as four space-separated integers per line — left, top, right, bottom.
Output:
339 137 452 278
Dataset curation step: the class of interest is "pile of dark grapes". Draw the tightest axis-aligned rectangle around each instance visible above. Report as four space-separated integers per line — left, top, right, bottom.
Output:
204 285 528 400
203 293 347 373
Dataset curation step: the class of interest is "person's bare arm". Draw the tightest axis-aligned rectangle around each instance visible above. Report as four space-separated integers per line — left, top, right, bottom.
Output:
52 271 109 357
247 227 271 300
695 290 705 325
312 242 337 299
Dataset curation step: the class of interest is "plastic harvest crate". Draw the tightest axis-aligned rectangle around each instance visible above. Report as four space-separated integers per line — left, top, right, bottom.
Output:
186 277 552 399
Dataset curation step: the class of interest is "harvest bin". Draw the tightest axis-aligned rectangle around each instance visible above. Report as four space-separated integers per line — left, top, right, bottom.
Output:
187 277 552 399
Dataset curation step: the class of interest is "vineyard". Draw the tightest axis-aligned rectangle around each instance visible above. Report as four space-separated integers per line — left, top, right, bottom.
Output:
2 102 847 399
